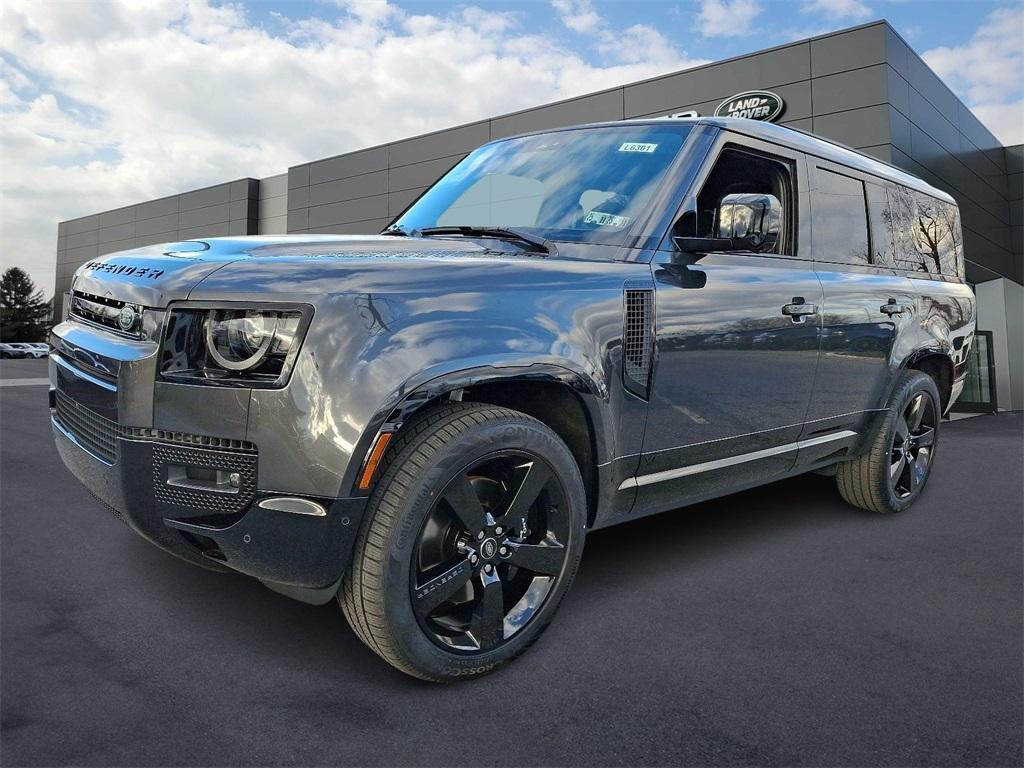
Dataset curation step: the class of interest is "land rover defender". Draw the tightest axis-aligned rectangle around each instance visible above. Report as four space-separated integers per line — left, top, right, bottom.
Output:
50 117 975 681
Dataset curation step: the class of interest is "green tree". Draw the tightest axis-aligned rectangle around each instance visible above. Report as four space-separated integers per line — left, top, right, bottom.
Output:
0 267 50 342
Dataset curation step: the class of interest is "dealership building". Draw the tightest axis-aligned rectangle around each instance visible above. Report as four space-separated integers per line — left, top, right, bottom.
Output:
55 20 1022 412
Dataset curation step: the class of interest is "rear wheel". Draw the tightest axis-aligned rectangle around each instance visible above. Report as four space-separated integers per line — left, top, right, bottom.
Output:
341 402 586 681
836 370 941 513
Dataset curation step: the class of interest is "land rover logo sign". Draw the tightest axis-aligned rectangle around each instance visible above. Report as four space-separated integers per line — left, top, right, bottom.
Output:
715 90 785 122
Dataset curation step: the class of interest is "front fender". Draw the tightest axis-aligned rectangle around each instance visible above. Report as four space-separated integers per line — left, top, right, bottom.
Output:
339 358 612 497
222 256 651 499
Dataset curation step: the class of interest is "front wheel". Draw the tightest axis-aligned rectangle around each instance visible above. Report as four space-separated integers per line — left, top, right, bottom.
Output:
341 402 587 681
836 370 941 514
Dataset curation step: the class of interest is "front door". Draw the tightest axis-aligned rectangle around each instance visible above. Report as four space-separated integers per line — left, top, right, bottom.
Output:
629 137 822 516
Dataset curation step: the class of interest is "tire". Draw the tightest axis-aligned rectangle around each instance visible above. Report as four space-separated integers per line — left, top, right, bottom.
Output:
340 402 587 682
836 370 942 514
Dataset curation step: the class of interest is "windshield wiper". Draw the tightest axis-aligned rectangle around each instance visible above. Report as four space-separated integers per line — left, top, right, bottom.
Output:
380 224 410 236
415 226 555 255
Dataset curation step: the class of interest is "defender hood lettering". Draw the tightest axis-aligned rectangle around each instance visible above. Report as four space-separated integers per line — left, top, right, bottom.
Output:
70 235 492 308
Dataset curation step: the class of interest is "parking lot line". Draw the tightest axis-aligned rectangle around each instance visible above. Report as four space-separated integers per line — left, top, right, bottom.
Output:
0 378 50 387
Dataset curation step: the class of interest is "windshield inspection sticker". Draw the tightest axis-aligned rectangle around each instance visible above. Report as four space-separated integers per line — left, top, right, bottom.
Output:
618 142 658 153
584 210 631 228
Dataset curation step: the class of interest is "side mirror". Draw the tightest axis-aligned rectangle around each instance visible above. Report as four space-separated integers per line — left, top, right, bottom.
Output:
716 193 781 251
674 193 782 254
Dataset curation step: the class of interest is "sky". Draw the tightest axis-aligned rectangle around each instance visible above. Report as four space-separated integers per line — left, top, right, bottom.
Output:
1 0 1022 298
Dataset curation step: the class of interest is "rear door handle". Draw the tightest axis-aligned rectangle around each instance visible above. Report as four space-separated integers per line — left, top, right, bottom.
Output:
782 298 818 322
880 299 910 316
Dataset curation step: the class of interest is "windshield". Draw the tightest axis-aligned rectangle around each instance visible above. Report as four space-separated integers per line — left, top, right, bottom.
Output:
392 124 692 247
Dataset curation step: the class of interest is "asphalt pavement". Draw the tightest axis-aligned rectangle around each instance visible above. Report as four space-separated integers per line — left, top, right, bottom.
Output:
2 358 1021 766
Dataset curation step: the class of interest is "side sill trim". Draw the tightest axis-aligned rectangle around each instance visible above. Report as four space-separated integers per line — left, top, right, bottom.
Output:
618 429 857 490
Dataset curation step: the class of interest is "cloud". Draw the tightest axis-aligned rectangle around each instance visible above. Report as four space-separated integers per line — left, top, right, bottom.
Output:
968 101 1024 147
800 0 872 20
923 6 1024 145
697 0 762 39
552 0 702 68
552 0 603 34
0 0 705 298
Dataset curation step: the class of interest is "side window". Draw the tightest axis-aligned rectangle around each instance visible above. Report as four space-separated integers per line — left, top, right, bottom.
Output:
887 185 928 273
865 181 896 267
947 202 965 278
810 167 870 265
913 193 962 277
694 147 795 255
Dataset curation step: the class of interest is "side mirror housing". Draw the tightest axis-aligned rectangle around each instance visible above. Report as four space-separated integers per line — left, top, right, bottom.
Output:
675 193 782 254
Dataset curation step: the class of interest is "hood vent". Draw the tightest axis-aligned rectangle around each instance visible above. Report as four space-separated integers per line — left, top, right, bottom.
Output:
623 282 654 398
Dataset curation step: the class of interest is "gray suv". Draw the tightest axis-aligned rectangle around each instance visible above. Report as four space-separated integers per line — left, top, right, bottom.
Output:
50 118 975 681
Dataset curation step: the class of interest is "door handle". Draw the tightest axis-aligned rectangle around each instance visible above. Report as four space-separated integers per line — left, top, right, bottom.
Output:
782 298 818 322
880 299 910 316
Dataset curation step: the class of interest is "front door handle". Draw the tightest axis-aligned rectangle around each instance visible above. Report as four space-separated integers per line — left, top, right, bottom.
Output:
782 298 818 322
880 298 910 316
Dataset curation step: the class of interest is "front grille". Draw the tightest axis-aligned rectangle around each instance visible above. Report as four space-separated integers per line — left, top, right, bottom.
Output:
55 386 257 471
69 290 140 336
124 428 255 452
54 389 118 463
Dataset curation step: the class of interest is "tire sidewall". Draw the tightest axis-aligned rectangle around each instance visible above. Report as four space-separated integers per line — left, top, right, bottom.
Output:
880 372 941 512
376 415 586 680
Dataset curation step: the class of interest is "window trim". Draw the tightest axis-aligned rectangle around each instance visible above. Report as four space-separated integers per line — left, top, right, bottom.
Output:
662 133 804 260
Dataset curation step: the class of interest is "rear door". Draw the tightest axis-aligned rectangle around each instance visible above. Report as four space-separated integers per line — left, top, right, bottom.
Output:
799 163 914 466
631 134 823 514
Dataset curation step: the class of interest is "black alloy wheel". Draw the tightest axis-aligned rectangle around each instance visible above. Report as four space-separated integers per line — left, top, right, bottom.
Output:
836 369 942 514
889 391 937 499
340 402 586 681
411 451 570 653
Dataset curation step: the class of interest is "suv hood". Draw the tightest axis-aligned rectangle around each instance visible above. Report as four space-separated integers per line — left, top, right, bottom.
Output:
70 235 491 308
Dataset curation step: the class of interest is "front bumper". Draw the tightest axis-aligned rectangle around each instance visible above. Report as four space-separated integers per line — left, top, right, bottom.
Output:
49 340 366 597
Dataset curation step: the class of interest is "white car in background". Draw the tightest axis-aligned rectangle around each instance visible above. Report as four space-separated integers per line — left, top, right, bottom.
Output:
8 343 48 359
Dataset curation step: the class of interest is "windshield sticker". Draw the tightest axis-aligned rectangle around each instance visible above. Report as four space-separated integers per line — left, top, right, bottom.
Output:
584 211 632 228
618 142 658 153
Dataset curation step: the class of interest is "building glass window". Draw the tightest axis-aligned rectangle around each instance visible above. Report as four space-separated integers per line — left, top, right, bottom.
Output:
811 168 870 265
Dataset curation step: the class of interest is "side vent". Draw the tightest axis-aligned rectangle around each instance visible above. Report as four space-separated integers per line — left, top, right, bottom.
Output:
623 283 654 398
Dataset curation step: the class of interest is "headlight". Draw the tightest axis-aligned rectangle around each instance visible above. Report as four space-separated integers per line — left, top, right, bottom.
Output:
160 304 311 388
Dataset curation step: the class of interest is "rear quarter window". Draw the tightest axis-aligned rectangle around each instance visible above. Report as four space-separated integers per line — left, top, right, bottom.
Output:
888 186 962 277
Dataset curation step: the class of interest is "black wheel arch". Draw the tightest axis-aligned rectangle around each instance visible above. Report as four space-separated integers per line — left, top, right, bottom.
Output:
344 362 608 527
900 348 955 414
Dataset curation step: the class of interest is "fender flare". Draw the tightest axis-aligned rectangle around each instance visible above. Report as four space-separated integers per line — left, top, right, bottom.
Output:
881 344 955 413
339 357 610 497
